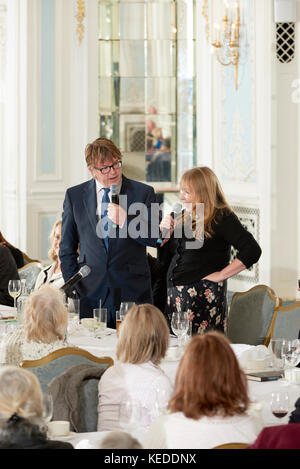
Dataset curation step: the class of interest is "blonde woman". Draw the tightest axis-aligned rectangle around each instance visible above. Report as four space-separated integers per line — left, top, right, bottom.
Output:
0 366 73 449
158 167 262 334
143 332 263 449
35 219 64 289
97 304 173 431
0 285 70 366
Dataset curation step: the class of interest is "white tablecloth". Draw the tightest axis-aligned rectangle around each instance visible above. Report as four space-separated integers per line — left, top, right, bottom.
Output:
0 314 296 449
67 323 300 441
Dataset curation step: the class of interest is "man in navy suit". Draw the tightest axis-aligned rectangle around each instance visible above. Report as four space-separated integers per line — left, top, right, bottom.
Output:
59 138 159 327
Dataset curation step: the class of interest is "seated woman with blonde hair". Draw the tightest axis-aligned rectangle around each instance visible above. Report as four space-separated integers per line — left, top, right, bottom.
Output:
143 331 263 449
0 285 71 366
97 304 173 432
0 366 73 449
35 219 64 289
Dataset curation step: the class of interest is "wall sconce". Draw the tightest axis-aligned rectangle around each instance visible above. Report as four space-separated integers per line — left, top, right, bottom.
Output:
203 0 244 91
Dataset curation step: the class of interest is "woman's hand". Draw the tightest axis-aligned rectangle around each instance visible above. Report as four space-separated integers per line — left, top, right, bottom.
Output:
202 272 224 283
158 214 175 246
203 259 246 283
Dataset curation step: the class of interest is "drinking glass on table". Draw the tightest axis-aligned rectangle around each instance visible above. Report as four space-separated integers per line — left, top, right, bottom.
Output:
118 399 150 432
42 392 53 427
119 302 135 317
269 338 286 369
8 279 21 309
282 339 300 368
93 308 107 338
116 310 122 336
270 391 290 422
171 311 189 347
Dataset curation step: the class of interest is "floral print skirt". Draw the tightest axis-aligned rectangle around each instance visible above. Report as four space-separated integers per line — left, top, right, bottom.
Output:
167 280 227 335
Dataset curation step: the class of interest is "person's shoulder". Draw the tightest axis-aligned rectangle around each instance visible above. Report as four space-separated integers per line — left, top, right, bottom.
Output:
0 244 16 265
66 179 94 196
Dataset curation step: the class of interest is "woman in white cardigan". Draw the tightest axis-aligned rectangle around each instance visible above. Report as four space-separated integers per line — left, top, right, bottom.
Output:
97 304 173 432
142 331 263 449
0 285 70 366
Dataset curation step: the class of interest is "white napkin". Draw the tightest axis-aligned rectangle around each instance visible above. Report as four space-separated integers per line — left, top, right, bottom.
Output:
231 344 272 370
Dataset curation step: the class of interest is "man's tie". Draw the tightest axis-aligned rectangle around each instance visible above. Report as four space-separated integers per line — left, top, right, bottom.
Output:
101 187 110 250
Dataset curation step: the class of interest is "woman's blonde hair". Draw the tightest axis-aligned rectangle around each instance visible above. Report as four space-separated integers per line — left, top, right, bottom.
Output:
23 284 68 343
48 219 62 262
180 167 231 238
116 304 169 365
0 366 43 427
169 332 250 420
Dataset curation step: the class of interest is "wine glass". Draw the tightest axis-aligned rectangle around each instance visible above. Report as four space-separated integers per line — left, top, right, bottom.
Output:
270 391 290 421
282 340 300 368
42 392 53 425
119 302 135 318
118 399 145 432
171 311 189 347
8 280 21 309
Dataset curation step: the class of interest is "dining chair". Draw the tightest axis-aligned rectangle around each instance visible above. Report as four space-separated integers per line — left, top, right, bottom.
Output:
226 285 281 346
18 261 43 291
21 347 114 432
266 302 300 341
21 347 113 394
212 442 249 449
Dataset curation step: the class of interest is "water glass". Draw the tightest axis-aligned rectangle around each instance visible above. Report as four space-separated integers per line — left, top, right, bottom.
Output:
171 312 189 347
119 302 135 316
93 308 107 338
270 338 286 369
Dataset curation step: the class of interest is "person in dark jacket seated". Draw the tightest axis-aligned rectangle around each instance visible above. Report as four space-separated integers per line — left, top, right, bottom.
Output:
0 245 20 306
0 231 24 268
0 366 73 449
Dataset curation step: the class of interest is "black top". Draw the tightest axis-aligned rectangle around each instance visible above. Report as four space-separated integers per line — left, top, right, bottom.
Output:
158 210 262 286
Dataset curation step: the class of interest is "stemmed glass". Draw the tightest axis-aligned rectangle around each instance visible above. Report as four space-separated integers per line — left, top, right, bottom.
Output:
270 391 290 421
119 302 135 317
118 399 146 432
171 311 189 347
8 280 21 309
42 392 53 430
282 340 300 368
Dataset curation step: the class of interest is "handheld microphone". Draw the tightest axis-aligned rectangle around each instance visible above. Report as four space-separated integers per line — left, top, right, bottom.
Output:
110 184 119 228
60 265 91 294
157 203 182 246
110 184 119 205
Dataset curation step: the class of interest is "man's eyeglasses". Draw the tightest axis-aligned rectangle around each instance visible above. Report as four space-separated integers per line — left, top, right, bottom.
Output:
94 160 122 175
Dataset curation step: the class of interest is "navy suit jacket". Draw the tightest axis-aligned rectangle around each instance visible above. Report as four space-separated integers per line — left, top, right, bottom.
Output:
60 176 159 317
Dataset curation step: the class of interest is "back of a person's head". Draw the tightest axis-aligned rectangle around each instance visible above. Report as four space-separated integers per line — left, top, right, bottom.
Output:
0 366 43 428
23 284 68 343
99 431 143 449
116 304 169 365
169 331 249 419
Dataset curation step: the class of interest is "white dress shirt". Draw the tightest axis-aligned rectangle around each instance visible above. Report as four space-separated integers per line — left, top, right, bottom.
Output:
97 361 173 432
95 180 112 219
